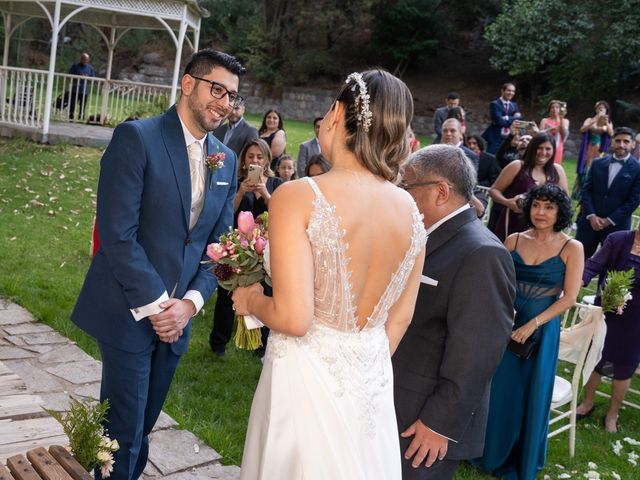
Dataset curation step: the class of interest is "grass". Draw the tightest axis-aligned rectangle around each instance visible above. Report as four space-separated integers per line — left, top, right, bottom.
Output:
0 128 639 478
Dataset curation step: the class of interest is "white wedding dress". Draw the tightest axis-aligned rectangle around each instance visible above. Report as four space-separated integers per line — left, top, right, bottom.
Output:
240 177 427 480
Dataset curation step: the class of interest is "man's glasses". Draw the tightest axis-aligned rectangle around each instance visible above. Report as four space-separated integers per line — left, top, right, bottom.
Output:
399 180 442 191
190 75 244 108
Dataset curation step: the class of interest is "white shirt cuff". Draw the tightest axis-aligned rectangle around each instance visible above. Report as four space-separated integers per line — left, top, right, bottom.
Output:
427 426 458 444
130 291 169 321
607 217 615 226
586 214 595 220
183 290 204 315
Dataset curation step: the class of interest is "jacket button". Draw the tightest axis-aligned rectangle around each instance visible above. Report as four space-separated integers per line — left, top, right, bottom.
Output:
184 239 192 245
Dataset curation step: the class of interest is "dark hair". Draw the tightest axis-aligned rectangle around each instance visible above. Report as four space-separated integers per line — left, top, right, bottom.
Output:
595 100 610 114
466 134 486 151
313 117 323 127
522 183 573 232
447 91 460 100
275 155 297 180
183 50 245 78
447 106 464 122
614 126 636 139
334 69 413 182
259 109 284 135
521 132 558 183
305 154 331 176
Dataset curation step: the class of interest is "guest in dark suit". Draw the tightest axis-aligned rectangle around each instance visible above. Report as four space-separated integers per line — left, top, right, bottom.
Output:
576 127 640 259
296 116 323 177
466 135 500 211
482 83 522 154
432 91 460 144
71 50 244 480
213 101 258 155
394 144 516 480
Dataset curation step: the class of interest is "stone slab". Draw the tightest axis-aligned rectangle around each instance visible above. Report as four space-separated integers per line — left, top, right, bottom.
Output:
39 392 75 412
38 344 94 365
0 346 35 360
46 361 102 384
161 464 241 480
3 335 27 346
18 331 69 346
73 383 101 399
22 344 56 354
3 323 54 335
152 410 178 431
142 460 162 478
148 429 222 475
4 359 66 393
0 306 34 325
0 338 9 345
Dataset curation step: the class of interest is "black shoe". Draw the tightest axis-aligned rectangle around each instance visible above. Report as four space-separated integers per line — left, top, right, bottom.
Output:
576 405 595 420
210 348 225 357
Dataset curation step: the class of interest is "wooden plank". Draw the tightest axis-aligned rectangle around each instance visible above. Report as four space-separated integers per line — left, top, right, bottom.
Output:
0 464 16 480
0 418 64 446
0 435 68 464
0 375 27 396
0 361 11 376
48 447 92 480
27 448 73 480
0 395 46 421
6 454 42 480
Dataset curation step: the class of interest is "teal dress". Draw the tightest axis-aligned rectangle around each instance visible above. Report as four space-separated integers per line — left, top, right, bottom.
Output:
472 242 567 480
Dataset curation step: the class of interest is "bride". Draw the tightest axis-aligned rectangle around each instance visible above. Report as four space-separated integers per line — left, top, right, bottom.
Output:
232 69 427 479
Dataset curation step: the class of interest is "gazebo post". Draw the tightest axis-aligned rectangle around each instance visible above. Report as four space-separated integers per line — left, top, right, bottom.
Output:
2 13 10 66
100 27 116 124
193 17 201 53
42 0 62 143
169 10 188 107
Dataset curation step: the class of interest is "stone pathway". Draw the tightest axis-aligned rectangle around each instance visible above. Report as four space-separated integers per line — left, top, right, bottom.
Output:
0 298 240 479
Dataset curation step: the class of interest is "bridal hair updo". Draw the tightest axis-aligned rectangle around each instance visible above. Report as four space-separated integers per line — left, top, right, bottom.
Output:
335 69 413 182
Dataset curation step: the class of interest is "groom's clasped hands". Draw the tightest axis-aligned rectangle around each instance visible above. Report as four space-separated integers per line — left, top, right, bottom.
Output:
148 298 196 343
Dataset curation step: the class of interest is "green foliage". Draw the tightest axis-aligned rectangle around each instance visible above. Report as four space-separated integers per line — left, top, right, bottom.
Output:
601 269 635 314
43 397 110 471
484 0 640 101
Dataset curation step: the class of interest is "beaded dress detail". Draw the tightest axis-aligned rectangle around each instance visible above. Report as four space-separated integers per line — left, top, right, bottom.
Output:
240 177 426 480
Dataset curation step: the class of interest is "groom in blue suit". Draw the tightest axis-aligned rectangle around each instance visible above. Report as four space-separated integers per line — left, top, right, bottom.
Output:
576 127 640 259
481 83 522 154
72 50 244 479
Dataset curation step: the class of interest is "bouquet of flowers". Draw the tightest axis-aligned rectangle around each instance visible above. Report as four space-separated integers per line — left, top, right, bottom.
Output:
601 269 634 315
44 397 119 477
206 211 270 350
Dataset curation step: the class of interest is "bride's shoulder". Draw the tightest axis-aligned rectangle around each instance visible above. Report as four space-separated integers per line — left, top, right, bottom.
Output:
269 178 315 213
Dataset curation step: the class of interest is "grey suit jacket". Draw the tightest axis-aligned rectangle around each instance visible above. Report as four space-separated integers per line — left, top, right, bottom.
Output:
393 207 515 469
297 137 321 177
213 117 259 156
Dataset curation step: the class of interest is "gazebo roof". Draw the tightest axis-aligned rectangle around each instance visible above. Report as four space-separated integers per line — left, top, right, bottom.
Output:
0 0 209 31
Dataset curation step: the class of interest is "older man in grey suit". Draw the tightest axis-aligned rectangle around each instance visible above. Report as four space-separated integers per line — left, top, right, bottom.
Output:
297 116 322 177
393 144 516 480
213 101 258 155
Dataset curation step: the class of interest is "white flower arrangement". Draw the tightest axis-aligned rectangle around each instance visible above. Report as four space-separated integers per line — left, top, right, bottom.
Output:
345 72 373 133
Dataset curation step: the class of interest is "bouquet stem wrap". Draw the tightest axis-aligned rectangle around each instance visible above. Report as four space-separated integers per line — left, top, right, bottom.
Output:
234 314 265 350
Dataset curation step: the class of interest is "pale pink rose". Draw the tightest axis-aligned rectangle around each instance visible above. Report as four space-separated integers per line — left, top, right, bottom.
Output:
240 236 249 249
255 236 267 254
237 211 255 236
206 243 227 262
225 240 236 255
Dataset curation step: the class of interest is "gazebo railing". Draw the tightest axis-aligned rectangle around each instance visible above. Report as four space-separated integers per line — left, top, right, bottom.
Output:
0 66 175 129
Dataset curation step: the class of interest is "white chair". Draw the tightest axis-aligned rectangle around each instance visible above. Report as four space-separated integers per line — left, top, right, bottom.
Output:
549 303 606 457
474 185 492 226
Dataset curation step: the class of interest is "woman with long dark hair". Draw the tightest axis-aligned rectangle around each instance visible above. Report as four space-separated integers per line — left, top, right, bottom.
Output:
259 109 287 170
490 132 568 241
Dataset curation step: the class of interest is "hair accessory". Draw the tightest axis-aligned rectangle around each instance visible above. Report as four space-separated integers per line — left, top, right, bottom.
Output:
345 72 372 133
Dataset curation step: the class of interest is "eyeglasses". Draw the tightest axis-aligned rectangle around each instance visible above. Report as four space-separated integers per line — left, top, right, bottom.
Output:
399 180 443 191
190 75 244 107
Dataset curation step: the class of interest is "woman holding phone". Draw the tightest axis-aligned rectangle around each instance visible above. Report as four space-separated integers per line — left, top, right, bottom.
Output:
209 138 283 357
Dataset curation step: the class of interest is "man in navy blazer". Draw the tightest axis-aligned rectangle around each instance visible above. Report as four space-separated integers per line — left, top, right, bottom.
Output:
72 50 244 479
576 127 640 259
213 101 258 155
482 83 522 154
296 117 323 177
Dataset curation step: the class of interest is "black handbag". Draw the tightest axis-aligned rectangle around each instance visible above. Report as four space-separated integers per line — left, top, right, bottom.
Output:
507 336 538 359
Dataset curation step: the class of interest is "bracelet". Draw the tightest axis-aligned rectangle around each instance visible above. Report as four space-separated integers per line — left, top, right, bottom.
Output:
534 317 540 329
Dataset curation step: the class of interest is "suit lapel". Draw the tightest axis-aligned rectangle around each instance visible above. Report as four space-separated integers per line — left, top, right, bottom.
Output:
161 106 190 229
426 208 477 258
608 157 636 190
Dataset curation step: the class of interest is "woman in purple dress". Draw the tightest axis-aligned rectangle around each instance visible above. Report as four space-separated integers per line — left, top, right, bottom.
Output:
576 229 640 432
490 133 569 241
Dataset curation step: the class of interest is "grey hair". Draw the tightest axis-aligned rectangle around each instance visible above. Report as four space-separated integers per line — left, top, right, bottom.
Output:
405 144 476 201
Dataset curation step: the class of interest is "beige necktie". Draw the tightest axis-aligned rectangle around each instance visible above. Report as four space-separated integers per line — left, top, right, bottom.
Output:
187 142 204 230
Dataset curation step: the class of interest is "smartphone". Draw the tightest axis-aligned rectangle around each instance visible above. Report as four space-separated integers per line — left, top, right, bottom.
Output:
248 164 261 184
559 102 567 116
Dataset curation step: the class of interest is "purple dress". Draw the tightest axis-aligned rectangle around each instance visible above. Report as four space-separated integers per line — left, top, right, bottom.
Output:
493 167 536 242
583 230 640 380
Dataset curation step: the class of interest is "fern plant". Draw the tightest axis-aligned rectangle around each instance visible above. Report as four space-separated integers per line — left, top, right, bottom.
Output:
601 269 635 314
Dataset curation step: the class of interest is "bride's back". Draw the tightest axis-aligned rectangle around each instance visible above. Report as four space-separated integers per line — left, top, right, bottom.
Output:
308 172 421 331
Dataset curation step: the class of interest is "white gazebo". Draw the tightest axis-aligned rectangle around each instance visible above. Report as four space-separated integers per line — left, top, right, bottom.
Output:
0 0 208 142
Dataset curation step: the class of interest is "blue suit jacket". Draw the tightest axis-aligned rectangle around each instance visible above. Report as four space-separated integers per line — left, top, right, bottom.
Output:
482 98 520 152
580 155 640 229
72 106 237 355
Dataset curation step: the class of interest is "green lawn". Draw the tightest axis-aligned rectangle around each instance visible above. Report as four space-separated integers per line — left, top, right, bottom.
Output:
0 131 638 479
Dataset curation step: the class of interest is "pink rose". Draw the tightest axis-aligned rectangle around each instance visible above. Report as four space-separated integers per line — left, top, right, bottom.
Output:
206 243 227 262
225 240 236 255
237 211 255 237
255 236 267 254
240 237 249 249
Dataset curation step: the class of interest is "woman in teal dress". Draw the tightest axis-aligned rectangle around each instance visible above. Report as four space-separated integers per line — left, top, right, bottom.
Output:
472 184 584 479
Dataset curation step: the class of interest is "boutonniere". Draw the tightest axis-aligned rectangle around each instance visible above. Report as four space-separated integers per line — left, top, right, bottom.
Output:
204 147 226 190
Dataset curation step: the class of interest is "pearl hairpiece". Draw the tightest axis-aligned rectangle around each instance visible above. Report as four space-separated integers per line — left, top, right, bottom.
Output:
345 72 372 133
